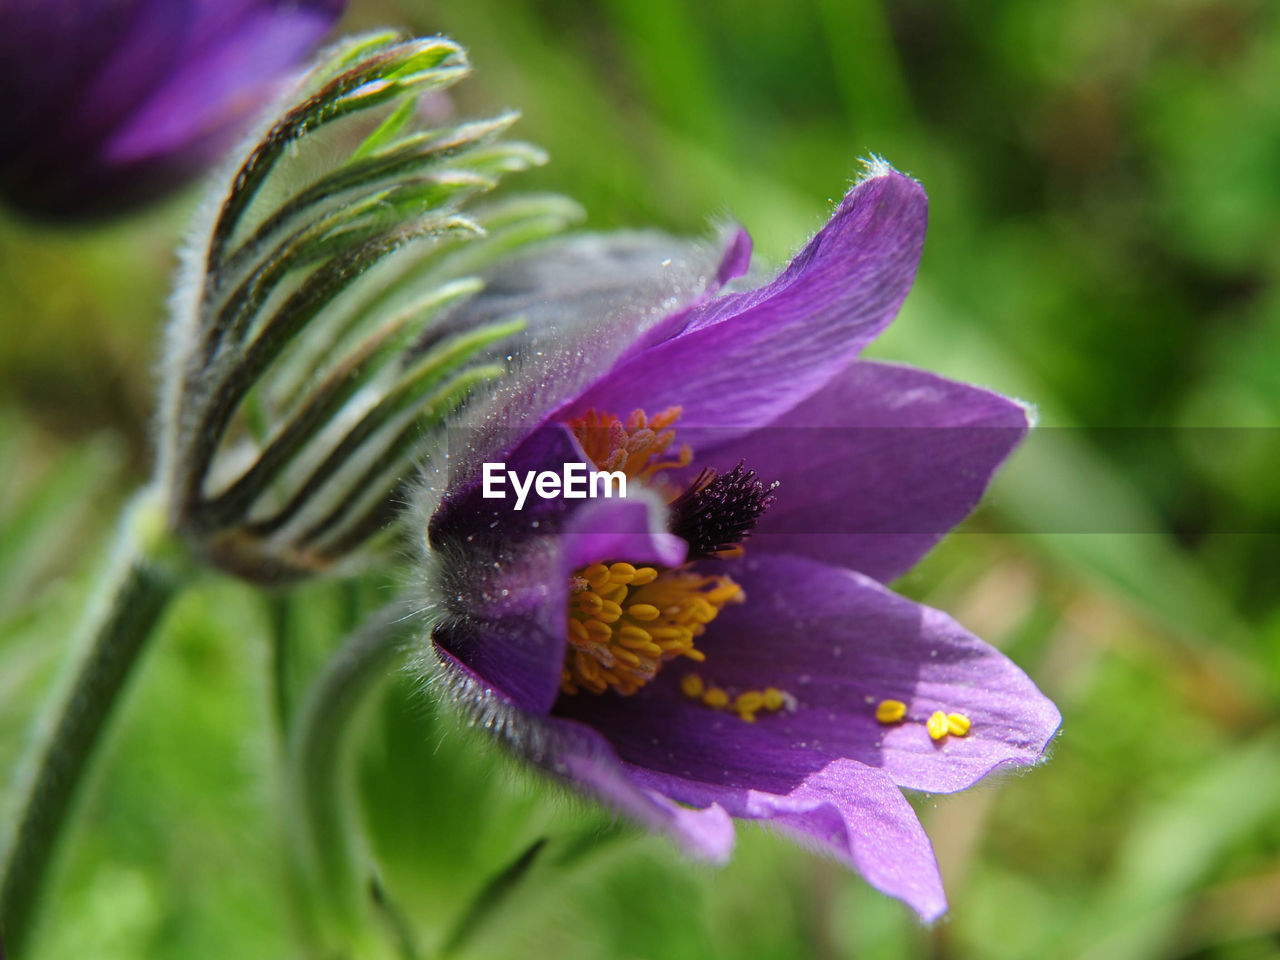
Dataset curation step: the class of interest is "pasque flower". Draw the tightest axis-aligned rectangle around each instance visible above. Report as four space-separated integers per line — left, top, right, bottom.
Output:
0 0 345 219
421 163 1062 920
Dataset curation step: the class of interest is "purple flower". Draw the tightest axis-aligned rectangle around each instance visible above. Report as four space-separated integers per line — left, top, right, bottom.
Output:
421 164 1061 920
0 0 344 220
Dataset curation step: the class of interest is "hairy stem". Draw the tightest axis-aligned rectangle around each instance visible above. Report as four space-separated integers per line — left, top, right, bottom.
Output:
0 489 193 957
288 601 417 944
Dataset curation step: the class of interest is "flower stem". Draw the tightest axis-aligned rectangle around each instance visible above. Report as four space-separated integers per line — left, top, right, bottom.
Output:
0 488 192 957
436 837 548 959
287 601 414 946
265 591 295 740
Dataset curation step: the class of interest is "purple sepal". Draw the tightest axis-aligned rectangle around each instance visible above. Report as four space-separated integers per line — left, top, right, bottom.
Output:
561 172 927 430
0 0 344 219
697 360 1031 582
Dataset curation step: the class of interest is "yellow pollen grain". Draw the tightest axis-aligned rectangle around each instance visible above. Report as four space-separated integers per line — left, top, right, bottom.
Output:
875 699 907 724
614 624 651 645
688 600 718 624
946 712 972 737
687 681 793 723
707 583 744 605
927 710 950 741
735 691 765 714
575 592 603 613
613 647 642 667
626 603 661 621
608 562 637 583
702 687 730 709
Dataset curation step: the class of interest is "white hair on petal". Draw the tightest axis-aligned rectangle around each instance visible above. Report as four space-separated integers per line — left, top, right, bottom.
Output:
415 642 569 770
1014 396 1040 429
854 154 919 187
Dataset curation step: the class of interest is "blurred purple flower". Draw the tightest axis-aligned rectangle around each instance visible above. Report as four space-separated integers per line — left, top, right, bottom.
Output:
0 0 344 220
423 165 1061 920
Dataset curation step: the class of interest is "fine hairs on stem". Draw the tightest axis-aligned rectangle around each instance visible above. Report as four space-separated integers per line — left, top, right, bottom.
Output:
0 490 191 958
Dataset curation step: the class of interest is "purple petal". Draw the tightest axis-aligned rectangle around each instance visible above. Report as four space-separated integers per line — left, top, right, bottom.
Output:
433 645 735 861
625 758 947 921
694 360 1031 582
63 0 189 145
0 1 138 136
558 171 927 429
560 494 688 573
452 226 766 445
431 428 684 714
551 716 736 862
715 224 753 287
429 423 590 550
429 536 563 716
105 2 341 164
556 554 1060 797
0 0 343 219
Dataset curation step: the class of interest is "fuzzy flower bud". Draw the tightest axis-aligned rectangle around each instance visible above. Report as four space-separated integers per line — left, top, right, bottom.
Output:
155 31 582 582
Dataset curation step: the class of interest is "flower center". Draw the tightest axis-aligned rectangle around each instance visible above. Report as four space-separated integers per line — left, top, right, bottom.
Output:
560 406 777 704
562 562 742 695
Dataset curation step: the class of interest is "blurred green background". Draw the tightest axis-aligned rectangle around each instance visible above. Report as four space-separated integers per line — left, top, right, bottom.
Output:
3 0 1280 957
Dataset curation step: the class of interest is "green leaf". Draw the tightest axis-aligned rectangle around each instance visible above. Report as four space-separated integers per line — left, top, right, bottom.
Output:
349 96 423 163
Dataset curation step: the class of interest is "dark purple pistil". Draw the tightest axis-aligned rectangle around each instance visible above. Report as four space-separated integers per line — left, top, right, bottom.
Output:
668 460 778 559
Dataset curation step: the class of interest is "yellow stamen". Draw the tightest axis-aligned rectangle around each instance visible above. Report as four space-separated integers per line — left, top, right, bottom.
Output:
562 565 742 696
582 563 610 589
568 407 693 489
608 562 637 583
680 673 705 699
875 699 907 724
946 712 972 737
927 710 950 741
616 625 653 646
